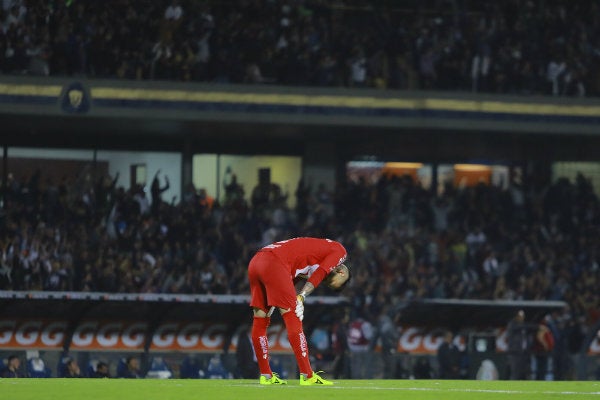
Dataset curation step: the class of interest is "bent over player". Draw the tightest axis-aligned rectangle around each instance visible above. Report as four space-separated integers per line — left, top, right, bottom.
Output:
248 237 350 385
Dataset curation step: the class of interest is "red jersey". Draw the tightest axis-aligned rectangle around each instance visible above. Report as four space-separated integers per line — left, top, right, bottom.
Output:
258 237 347 287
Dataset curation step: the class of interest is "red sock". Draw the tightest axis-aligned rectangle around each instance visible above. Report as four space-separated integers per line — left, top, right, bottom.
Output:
251 316 272 376
282 311 313 377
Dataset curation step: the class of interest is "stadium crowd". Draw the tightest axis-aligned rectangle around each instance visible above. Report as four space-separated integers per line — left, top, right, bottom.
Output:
0 164 599 378
1 0 598 96
2 0 600 382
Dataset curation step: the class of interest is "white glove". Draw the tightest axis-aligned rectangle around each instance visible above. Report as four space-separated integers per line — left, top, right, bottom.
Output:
295 295 305 321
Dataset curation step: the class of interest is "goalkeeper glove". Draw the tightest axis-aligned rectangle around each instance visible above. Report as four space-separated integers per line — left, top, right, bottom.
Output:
295 294 305 321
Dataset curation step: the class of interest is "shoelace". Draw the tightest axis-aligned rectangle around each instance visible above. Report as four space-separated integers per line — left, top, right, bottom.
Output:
271 372 282 381
311 371 327 383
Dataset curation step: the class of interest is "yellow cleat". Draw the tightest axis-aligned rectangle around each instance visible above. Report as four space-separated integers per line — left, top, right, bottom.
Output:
259 373 287 385
299 371 334 385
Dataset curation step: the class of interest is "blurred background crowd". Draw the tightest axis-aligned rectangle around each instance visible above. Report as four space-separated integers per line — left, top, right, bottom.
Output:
1 0 600 382
0 166 598 379
1 0 599 96
2 168 599 322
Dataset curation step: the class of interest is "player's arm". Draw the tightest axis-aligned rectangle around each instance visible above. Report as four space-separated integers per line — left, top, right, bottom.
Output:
303 247 346 291
297 281 315 302
294 282 314 322
295 242 347 320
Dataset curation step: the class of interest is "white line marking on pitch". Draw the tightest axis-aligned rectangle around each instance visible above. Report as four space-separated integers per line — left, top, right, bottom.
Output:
229 383 600 395
330 386 600 395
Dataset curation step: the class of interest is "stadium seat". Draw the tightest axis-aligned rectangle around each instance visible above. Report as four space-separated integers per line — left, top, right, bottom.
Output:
27 357 51 378
204 354 231 379
116 358 128 378
56 355 73 378
270 356 288 379
0 357 7 376
146 356 172 379
180 355 204 379
87 359 99 378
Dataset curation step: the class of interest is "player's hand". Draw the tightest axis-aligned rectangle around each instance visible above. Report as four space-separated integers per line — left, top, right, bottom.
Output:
295 294 305 321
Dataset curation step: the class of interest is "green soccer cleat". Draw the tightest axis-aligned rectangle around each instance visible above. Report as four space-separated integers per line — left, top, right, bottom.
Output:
259 373 287 385
299 371 334 385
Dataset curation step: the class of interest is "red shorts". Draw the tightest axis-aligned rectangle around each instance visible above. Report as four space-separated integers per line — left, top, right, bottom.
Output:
248 251 296 312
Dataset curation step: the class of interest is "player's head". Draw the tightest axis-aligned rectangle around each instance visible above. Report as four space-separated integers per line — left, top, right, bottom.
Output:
7 355 20 369
96 362 109 374
325 263 351 291
126 356 140 371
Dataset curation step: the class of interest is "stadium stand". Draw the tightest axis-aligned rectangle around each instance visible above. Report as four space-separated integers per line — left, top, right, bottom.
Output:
1 170 597 324
1 0 599 382
0 166 597 382
0 0 598 96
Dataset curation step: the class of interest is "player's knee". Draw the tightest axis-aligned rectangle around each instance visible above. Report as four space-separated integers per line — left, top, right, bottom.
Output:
278 307 291 315
282 309 303 331
253 307 268 317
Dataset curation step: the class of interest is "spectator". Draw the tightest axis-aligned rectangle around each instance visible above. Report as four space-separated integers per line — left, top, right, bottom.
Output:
0 158 599 379
119 356 141 379
93 361 111 378
164 0 183 22
330 310 351 379
1 355 23 378
64 359 83 378
437 331 462 379
372 305 400 379
413 357 434 379
235 326 258 379
204 354 231 379
27 357 51 378
349 47 367 87
0 1 597 96
163 0 183 44
180 355 204 379
150 170 170 216
532 318 555 380
347 315 375 379
476 359 499 380
223 172 244 207
506 310 533 380
309 322 332 372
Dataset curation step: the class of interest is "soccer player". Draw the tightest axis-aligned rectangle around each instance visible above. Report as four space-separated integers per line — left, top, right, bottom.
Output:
248 237 350 385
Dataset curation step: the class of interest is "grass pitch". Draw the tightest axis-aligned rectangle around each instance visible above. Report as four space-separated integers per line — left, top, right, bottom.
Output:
1 378 599 400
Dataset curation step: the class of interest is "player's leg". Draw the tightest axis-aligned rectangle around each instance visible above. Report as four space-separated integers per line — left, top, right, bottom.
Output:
280 309 313 379
248 254 286 385
258 261 311 378
252 308 286 384
261 255 333 385
276 308 333 385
